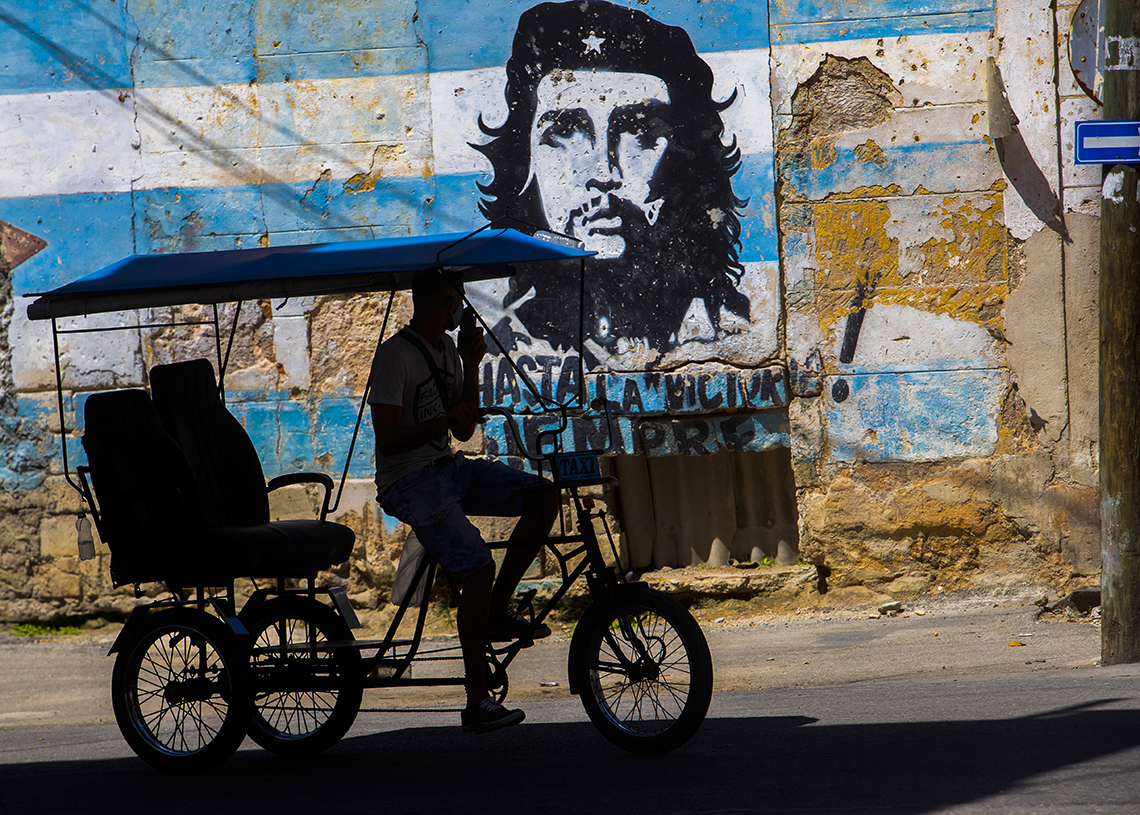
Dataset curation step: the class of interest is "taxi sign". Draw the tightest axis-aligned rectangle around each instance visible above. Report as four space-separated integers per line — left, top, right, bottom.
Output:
1074 120 1140 164
552 451 600 483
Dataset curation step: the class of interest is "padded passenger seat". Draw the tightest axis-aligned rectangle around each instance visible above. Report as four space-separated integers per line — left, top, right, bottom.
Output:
80 365 353 588
149 358 354 579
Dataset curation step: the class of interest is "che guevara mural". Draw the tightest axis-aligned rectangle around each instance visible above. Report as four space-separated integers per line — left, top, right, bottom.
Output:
427 0 780 430
476 0 752 360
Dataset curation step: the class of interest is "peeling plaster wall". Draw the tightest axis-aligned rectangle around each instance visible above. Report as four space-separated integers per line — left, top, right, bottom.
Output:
0 0 1101 620
775 0 1101 594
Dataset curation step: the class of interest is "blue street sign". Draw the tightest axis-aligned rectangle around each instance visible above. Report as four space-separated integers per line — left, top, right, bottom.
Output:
1074 120 1140 164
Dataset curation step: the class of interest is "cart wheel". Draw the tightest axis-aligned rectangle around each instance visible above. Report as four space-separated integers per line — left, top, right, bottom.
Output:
111 607 251 774
568 585 713 754
241 596 363 756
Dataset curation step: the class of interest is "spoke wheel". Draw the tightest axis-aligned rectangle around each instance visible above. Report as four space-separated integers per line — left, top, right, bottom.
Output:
569 586 712 754
241 596 362 756
111 608 250 774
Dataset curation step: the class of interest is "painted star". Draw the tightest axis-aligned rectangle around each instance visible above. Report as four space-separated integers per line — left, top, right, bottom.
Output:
583 34 605 54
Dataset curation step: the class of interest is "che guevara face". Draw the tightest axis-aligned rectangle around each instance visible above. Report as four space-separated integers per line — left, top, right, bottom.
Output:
528 70 671 260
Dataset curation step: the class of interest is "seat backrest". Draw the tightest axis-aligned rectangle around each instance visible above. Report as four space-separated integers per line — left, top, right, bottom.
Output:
81 389 198 586
149 358 271 527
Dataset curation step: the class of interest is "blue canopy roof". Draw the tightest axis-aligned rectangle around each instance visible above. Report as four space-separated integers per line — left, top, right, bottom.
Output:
26 228 591 320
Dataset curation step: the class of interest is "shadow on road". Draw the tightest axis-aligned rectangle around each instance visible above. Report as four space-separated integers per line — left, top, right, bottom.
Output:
4 702 1139 813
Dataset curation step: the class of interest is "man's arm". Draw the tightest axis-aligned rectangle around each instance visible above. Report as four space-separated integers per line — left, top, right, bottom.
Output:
460 350 481 405
372 401 482 454
452 319 488 440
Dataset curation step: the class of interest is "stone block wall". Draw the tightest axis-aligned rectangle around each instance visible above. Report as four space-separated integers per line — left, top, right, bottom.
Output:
0 0 1103 621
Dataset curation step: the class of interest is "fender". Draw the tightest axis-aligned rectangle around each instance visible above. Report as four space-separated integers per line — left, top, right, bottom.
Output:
234 588 276 624
108 601 250 655
107 605 152 656
237 587 358 629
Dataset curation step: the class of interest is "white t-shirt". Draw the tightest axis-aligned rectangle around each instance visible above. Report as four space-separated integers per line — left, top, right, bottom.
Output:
368 326 463 493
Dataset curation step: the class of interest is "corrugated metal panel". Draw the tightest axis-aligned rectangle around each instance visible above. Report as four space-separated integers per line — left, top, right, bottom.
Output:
613 449 798 569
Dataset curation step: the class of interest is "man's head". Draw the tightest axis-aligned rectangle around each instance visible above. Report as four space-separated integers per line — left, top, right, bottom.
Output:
475 1 749 354
411 268 465 326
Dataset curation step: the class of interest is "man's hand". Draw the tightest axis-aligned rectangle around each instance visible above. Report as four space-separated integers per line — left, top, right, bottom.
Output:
447 400 481 441
458 321 487 368
457 311 486 430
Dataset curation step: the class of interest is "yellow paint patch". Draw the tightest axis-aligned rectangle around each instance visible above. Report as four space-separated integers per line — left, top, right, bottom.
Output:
813 279 1009 354
811 188 1009 343
343 144 409 193
814 200 900 293
854 140 888 167
825 184 902 200
875 284 1006 330
812 141 837 169
911 194 1007 285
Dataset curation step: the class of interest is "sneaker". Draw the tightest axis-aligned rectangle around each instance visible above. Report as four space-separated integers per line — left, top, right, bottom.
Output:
461 698 526 734
487 608 552 643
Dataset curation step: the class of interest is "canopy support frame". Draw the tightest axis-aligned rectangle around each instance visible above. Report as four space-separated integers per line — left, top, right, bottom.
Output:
50 305 235 499
34 223 594 507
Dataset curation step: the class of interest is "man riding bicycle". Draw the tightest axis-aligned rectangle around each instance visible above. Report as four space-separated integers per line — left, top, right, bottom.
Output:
369 269 559 734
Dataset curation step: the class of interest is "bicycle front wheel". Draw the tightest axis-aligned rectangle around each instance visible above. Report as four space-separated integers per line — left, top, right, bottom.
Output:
568 585 713 754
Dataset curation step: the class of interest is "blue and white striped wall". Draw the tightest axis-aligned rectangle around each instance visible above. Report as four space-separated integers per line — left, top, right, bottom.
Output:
2 0 1066 491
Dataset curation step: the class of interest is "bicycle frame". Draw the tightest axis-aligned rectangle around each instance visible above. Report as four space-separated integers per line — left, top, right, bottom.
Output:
304 399 631 694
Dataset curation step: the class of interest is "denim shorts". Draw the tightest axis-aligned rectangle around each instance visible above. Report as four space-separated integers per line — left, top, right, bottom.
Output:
378 454 546 582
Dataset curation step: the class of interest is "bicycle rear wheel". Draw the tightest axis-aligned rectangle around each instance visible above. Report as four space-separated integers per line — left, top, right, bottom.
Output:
568 585 713 754
241 596 363 756
111 607 251 774
240 597 360 756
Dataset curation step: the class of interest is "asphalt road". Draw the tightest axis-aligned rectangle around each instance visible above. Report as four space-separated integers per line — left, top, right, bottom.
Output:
3 599 1138 814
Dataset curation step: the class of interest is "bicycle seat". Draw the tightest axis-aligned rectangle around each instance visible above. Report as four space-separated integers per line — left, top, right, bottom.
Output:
150 358 287 527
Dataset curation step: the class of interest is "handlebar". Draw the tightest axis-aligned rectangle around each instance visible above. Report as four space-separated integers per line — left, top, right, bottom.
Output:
480 397 617 462
479 405 557 463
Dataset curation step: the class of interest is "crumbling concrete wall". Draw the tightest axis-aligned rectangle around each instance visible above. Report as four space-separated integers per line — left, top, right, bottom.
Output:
775 0 1102 597
0 0 1103 621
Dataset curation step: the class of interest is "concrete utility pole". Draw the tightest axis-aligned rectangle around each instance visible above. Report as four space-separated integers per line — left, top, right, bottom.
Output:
1100 0 1140 665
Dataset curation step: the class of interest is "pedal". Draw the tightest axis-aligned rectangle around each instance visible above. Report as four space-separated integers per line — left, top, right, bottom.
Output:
516 588 538 620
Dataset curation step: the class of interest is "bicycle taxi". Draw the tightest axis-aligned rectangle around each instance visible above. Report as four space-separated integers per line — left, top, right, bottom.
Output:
25 223 713 773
